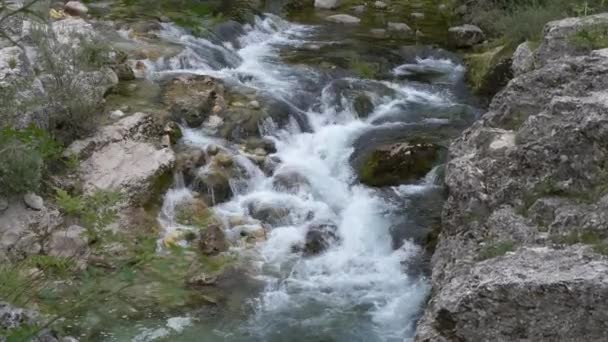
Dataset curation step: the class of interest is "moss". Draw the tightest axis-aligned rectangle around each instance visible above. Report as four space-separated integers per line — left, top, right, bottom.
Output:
477 240 515 260
464 44 515 97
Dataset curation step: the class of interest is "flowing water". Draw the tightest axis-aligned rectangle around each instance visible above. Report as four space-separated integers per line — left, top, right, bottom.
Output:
105 12 478 342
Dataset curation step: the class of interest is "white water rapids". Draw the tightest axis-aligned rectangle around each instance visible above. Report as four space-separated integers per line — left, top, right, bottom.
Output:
130 14 472 342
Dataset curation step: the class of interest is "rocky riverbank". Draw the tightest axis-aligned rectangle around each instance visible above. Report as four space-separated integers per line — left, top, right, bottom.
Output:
416 13 608 341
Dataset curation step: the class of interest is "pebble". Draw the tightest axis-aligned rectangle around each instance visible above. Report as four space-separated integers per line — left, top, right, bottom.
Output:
23 193 44 211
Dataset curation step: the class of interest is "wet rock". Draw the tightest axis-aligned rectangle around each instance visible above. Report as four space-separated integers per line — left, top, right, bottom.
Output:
353 94 374 118
512 41 534 76
304 222 339 256
193 153 246 205
465 44 514 97
326 14 361 25
66 113 175 205
175 147 206 184
358 141 445 187
448 24 485 48
244 137 276 155
162 75 226 127
247 201 291 226
174 198 216 227
315 0 341 9
272 168 311 193
48 225 88 258
23 193 44 211
198 224 229 255
249 100 261 109
387 22 413 39
214 21 245 49
112 63 135 81
64 1 89 17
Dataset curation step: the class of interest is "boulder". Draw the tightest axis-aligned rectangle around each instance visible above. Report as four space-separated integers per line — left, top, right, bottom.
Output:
511 41 534 76
448 24 485 48
326 14 361 25
162 75 226 127
66 113 175 205
192 153 246 205
64 1 89 17
198 224 229 255
417 19 608 341
315 0 341 9
272 168 311 193
358 141 445 187
247 201 291 226
303 222 339 256
417 247 608 341
533 13 608 68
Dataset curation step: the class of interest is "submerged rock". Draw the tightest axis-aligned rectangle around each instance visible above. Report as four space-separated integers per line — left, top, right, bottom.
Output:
303 222 339 256
358 142 445 187
163 75 226 127
448 24 485 48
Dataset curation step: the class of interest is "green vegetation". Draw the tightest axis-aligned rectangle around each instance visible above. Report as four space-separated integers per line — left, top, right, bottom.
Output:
551 230 608 255
468 0 608 44
478 240 515 260
570 23 608 50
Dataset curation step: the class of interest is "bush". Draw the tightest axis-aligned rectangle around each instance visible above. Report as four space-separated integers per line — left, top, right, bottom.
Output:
570 23 608 50
468 0 608 44
0 126 62 196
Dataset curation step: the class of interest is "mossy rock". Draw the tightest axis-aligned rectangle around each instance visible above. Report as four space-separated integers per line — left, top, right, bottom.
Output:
175 198 218 228
465 44 515 97
359 141 446 187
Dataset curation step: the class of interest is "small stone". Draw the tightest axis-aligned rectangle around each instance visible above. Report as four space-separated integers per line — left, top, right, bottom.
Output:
207 144 220 156
110 110 125 119
161 134 171 148
374 1 388 9
249 100 261 110
253 147 267 156
64 1 89 17
448 24 485 48
23 193 44 211
411 12 425 20
387 22 413 38
0 197 8 212
315 0 341 9
352 5 366 14
370 28 387 38
326 14 361 24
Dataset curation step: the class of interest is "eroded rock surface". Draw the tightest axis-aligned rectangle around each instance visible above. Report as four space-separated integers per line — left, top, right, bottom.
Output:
417 14 608 341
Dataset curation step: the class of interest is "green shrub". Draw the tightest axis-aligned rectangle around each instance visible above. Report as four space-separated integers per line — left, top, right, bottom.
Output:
0 127 62 195
478 240 515 260
570 24 608 51
468 0 608 44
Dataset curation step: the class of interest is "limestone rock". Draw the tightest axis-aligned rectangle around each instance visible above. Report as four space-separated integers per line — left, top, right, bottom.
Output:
448 24 485 48
512 41 534 76
315 0 341 9
326 14 361 25
66 113 175 205
417 247 608 341
48 225 88 258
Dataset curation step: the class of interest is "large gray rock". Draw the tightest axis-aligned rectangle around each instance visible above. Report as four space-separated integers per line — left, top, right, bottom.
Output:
417 15 608 341
0 46 31 85
447 24 485 48
533 13 608 68
315 0 341 9
66 113 175 205
417 247 608 341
